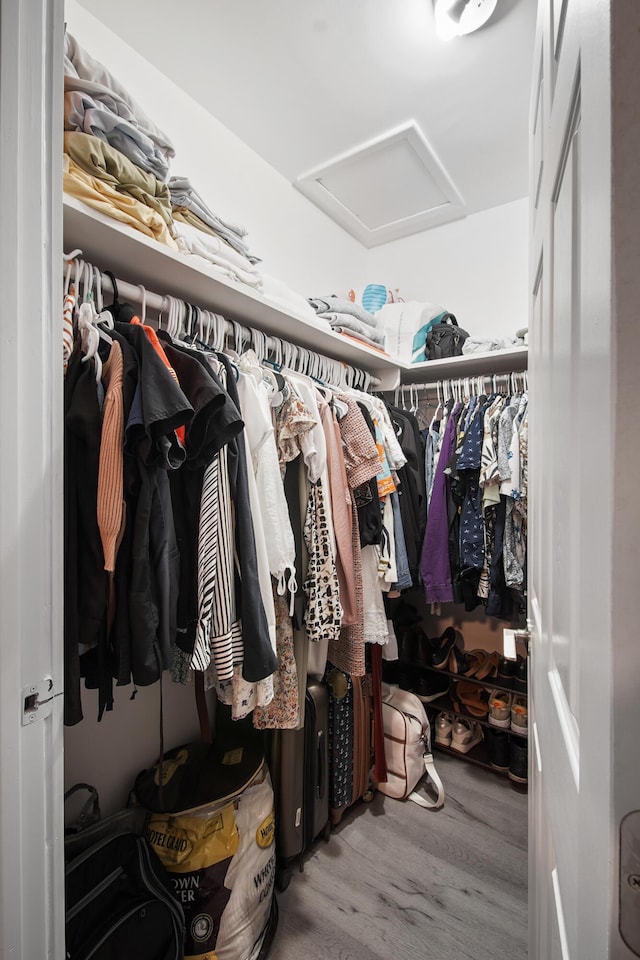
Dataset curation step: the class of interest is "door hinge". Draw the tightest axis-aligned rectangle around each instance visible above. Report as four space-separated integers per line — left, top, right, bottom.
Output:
22 678 58 725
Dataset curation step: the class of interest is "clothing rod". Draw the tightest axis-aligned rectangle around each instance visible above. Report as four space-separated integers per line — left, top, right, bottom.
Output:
63 251 379 390
395 369 528 404
401 371 528 390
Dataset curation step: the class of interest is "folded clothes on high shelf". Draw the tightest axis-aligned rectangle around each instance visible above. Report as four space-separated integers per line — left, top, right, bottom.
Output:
64 31 175 182
169 176 261 264
462 333 526 355
308 297 388 352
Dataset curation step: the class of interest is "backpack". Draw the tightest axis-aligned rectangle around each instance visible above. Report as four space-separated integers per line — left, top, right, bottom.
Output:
65 821 185 960
424 313 469 361
377 683 445 809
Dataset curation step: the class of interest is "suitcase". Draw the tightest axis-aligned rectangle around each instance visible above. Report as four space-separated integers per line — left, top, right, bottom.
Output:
266 680 330 890
326 667 374 826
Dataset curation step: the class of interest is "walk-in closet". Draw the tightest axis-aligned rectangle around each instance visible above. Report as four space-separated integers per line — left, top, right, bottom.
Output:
2 2 640 959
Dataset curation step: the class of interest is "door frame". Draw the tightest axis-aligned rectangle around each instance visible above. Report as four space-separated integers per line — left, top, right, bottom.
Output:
0 0 65 956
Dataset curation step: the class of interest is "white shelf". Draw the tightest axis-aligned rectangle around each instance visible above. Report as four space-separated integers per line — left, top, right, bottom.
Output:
63 196 528 392
63 195 401 390
400 346 528 384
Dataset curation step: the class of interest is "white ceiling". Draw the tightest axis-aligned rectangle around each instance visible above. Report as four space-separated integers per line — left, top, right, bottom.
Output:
76 0 537 244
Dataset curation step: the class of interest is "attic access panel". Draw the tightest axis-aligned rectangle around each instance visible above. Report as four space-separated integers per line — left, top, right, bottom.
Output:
295 121 466 247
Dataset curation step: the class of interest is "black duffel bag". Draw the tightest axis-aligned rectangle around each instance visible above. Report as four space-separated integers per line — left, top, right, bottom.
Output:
425 313 469 360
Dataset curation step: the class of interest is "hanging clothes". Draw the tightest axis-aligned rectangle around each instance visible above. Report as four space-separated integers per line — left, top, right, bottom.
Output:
421 402 460 604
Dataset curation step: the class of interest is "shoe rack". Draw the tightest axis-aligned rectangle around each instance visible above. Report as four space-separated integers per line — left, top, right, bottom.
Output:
383 613 529 788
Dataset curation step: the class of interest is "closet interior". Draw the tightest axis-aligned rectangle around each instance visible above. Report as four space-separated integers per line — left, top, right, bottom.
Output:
60 9 530 959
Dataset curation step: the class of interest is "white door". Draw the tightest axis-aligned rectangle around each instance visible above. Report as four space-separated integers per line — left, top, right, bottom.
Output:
0 0 65 957
529 1 640 957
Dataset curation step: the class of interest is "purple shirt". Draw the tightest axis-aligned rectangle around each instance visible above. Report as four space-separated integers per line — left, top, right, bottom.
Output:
420 403 460 604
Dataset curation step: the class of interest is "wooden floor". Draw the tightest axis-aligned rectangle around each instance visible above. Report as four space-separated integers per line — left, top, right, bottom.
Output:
268 752 528 960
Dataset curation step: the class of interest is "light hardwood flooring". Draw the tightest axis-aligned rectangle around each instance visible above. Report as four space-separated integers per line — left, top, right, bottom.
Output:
269 752 528 960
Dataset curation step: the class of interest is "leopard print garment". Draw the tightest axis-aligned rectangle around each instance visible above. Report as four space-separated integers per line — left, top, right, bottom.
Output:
303 478 343 645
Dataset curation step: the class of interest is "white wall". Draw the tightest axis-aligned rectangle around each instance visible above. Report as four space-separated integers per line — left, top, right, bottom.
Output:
65 0 369 300
365 198 529 341
65 1 528 336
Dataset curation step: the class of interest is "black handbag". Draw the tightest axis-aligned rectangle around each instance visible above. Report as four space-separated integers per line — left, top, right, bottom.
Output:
425 313 469 360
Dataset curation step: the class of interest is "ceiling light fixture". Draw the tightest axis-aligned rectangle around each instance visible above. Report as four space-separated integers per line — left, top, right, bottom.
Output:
434 0 498 41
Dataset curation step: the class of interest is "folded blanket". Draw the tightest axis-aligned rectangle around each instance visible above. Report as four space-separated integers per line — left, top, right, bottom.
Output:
64 32 174 159
462 337 520 355
171 208 255 263
65 90 171 182
64 132 173 228
63 154 178 250
175 250 263 291
308 296 379 329
169 176 261 264
173 219 263 289
319 311 384 345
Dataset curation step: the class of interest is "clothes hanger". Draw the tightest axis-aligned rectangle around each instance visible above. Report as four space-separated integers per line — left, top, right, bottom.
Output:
102 269 121 317
164 296 176 338
92 266 114 331
63 249 83 296
136 284 147 324
197 308 208 347
212 314 226 351
79 262 112 356
77 300 103 383
156 294 169 332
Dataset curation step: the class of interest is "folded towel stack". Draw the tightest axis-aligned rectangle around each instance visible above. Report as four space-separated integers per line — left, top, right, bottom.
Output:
307 297 388 353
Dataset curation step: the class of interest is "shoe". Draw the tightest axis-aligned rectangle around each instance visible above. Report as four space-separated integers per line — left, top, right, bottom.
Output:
508 738 528 784
414 628 436 667
448 644 472 675
464 649 488 678
434 712 455 747
486 729 510 771
488 690 512 728
414 670 449 702
474 650 499 681
496 657 517 688
514 655 528 693
431 627 459 669
450 681 489 717
451 718 484 754
510 696 528 736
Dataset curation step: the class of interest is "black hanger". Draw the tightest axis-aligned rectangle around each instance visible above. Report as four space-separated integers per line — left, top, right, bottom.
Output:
104 270 119 309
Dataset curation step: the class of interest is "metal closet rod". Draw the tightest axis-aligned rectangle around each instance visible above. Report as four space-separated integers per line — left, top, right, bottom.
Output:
396 369 529 406
63 250 378 391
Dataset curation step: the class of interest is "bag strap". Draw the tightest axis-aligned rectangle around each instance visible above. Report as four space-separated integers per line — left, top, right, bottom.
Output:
425 328 443 361
64 783 101 830
407 752 445 809
441 312 458 327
